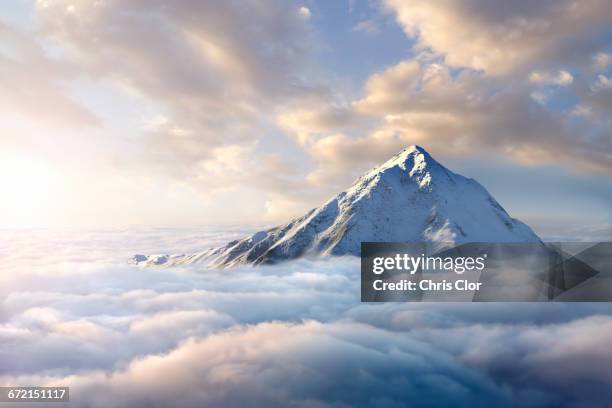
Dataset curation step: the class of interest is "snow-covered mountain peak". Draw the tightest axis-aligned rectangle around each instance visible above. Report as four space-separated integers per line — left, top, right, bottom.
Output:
132 145 541 268
363 145 433 175
354 145 451 193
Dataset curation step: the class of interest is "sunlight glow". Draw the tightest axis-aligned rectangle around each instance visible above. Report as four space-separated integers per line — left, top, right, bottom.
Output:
0 154 66 227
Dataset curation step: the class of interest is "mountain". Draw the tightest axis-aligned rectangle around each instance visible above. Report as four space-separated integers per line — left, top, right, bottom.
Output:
131 146 541 268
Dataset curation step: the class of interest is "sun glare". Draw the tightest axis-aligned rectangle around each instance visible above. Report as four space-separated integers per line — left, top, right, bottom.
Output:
0 154 66 228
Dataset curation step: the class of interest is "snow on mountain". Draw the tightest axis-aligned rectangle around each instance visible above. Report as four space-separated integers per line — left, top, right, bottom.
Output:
131 146 541 268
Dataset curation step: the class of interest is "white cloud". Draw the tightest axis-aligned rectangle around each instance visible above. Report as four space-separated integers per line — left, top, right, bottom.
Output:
590 74 612 92
2 229 612 406
353 20 380 35
0 22 98 131
384 0 612 75
529 70 573 86
29 0 323 201
285 57 612 188
570 104 593 117
593 52 612 71
298 6 311 20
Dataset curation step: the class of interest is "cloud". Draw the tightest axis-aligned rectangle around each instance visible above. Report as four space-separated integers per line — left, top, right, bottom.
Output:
590 74 612 92
278 2 612 189
353 20 380 35
593 52 612 71
277 102 366 146
0 21 98 140
273 0 612 193
383 0 612 75
53 321 516 408
579 74 612 119
410 315 612 406
1 0 608 227
37 0 314 103
286 58 611 189
32 0 323 196
288 0 610 193
3 229 612 406
528 70 573 86
298 6 312 20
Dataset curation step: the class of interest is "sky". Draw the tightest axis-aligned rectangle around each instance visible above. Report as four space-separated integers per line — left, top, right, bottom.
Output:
1 0 611 236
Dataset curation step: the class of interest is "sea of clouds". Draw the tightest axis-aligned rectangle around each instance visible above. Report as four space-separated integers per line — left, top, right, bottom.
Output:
1 227 612 407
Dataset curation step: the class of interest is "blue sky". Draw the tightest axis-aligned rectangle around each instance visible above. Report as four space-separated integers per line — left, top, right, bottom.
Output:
0 0 611 238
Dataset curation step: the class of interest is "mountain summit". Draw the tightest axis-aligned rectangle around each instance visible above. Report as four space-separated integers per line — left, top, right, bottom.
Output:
132 146 540 267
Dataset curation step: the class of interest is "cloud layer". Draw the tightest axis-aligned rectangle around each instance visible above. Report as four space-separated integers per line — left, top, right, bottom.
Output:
2 228 612 407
